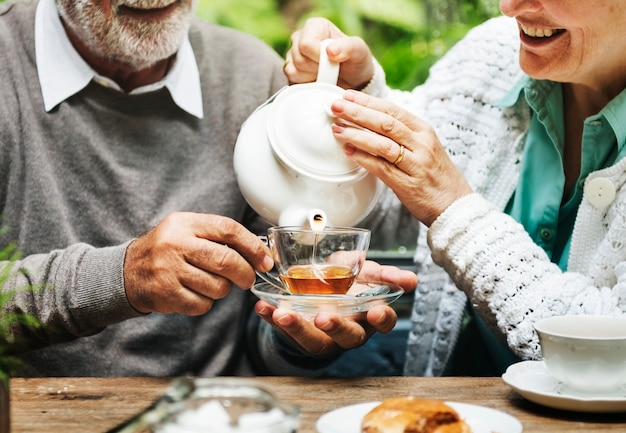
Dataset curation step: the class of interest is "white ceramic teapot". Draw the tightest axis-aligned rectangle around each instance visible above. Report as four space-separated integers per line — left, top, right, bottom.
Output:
233 40 383 228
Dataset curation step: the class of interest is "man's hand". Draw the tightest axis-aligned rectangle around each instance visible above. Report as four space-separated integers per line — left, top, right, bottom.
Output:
123 212 273 315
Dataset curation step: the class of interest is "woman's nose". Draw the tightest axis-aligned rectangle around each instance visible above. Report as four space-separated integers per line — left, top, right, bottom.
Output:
500 0 543 18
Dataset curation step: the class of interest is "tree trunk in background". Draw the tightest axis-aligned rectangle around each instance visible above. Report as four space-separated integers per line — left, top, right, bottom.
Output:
278 0 312 31
0 380 8 433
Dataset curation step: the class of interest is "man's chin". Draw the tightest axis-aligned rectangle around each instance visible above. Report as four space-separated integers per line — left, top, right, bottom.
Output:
103 23 186 70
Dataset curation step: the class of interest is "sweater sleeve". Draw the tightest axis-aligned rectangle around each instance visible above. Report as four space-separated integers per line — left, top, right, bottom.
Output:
1 242 144 353
427 193 626 361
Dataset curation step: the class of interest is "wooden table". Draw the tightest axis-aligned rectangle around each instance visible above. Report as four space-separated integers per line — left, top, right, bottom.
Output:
8 376 626 432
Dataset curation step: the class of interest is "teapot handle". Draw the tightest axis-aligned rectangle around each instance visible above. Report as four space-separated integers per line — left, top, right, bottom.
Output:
316 39 340 86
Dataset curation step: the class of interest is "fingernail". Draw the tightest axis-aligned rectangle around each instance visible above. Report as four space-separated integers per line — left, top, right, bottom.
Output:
275 312 292 326
257 306 271 316
261 255 274 272
344 90 358 101
317 321 333 332
331 99 345 112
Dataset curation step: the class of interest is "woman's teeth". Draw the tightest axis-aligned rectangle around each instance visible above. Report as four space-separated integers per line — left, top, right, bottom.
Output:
521 24 561 38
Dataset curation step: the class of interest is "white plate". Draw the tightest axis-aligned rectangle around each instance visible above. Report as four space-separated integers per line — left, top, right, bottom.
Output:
502 360 626 413
251 281 404 319
316 400 522 433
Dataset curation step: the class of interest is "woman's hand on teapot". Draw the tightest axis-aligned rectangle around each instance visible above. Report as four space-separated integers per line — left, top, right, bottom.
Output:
284 17 375 90
254 261 416 357
331 90 474 227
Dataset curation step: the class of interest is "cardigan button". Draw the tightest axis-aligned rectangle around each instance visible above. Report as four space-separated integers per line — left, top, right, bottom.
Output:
540 228 553 242
585 177 616 208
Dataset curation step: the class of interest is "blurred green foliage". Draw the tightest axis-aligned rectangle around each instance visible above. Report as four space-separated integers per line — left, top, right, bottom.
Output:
196 0 502 89
0 0 501 88
0 233 40 386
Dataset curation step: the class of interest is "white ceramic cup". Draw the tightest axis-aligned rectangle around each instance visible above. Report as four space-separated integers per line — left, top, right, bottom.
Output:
534 315 626 393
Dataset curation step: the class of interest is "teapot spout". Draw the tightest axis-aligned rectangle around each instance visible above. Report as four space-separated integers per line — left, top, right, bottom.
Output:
278 206 328 231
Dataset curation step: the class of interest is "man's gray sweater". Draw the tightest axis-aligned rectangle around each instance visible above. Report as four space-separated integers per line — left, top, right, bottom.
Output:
0 0 299 376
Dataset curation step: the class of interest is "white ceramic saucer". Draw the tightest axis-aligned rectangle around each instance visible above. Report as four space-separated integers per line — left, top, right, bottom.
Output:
502 360 626 413
251 281 404 320
316 401 522 433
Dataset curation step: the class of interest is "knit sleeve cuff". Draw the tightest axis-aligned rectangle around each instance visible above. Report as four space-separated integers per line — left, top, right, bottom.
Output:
427 193 499 281
74 241 144 329
360 58 386 97
426 193 537 292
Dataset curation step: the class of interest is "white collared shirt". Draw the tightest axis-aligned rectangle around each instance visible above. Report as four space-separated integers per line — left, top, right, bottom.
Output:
35 0 203 118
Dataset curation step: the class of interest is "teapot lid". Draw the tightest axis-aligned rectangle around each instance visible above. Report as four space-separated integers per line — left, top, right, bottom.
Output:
267 40 366 182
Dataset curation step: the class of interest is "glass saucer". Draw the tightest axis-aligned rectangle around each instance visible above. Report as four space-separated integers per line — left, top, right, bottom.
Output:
251 280 404 318
502 360 626 413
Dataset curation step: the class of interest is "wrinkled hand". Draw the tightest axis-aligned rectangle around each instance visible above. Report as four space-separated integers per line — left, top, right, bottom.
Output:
124 212 273 315
254 260 417 357
284 17 375 90
330 90 474 227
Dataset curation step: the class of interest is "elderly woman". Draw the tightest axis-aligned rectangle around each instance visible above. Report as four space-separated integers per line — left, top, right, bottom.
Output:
284 0 626 376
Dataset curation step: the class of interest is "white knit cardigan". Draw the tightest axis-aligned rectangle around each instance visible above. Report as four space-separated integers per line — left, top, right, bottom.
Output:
368 16 626 376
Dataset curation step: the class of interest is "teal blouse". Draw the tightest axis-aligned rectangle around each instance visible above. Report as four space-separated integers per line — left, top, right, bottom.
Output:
447 76 626 376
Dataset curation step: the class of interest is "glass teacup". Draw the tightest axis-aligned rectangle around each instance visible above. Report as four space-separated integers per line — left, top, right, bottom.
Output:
257 226 371 295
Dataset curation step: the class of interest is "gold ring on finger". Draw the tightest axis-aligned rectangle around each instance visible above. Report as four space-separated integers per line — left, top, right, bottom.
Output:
392 144 405 165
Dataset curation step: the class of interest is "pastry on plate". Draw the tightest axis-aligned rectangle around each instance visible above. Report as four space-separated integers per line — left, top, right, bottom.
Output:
361 397 472 433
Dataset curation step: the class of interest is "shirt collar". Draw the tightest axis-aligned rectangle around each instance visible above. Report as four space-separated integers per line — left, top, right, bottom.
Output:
599 88 626 154
496 75 531 108
35 0 203 118
498 75 626 154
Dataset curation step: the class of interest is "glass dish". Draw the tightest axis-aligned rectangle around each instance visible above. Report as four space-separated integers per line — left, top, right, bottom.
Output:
149 378 299 433
251 280 404 319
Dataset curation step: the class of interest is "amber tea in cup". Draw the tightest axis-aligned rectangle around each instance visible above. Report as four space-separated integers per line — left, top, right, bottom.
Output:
280 264 357 295
264 226 370 295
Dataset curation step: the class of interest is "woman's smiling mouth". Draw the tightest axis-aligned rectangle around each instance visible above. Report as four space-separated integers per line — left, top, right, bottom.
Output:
520 24 566 39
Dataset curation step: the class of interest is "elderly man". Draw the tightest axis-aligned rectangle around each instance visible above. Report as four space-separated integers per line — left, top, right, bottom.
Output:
0 0 416 376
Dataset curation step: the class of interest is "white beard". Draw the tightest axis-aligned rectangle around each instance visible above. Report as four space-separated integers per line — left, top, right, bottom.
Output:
55 0 197 71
